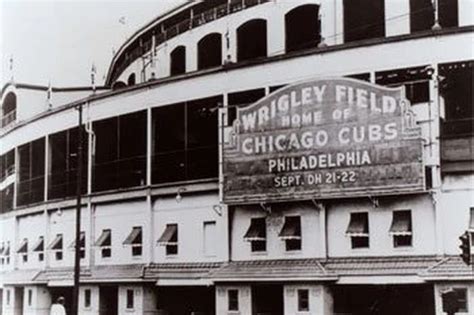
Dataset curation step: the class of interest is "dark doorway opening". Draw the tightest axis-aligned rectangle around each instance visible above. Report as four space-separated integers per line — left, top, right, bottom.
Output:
170 46 186 76
252 284 284 315
156 286 215 315
285 4 321 52
237 19 267 62
332 284 435 315
99 286 118 315
49 287 73 315
197 33 222 70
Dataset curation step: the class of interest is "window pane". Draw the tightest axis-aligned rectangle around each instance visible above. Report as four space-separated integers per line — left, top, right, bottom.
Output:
126 289 134 309
298 289 309 311
228 290 239 311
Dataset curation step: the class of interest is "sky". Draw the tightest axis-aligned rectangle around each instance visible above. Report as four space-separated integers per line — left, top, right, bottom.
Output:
0 0 187 87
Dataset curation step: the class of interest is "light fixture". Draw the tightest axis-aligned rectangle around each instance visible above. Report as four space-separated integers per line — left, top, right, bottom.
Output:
212 204 223 216
175 187 186 203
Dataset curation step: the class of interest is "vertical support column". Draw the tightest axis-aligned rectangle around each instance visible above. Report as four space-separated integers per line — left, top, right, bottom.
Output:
186 41 198 72
13 147 18 209
44 136 49 202
458 0 474 26
319 203 327 258
333 0 344 45
384 0 410 36
267 7 285 56
320 0 338 46
429 64 443 255
146 107 154 264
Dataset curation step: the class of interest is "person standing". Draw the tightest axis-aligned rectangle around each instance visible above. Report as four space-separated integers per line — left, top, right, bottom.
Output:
50 296 66 315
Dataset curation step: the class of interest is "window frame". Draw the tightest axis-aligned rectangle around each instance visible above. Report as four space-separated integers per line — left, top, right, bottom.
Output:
84 289 91 308
227 289 239 311
453 288 468 312
391 210 413 248
347 212 370 249
126 289 134 310
297 289 310 312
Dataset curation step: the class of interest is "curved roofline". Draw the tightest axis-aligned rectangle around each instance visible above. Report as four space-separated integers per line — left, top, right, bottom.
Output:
105 0 200 86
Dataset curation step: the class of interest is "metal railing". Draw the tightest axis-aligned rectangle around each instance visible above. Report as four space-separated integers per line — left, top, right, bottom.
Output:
1 110 16 129
111 0 271 82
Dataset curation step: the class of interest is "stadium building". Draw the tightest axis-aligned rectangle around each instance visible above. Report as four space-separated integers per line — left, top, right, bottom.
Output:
1 0 473 314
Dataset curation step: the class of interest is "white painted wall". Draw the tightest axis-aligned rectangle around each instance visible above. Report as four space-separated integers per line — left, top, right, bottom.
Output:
215 285 252 315
22 285 51 315
439 174 474 255
0 216 15 272
284 284 333 315
327 195 437 257
153 193 227 263
17 213 45 270
48 206 89 268
117 285 157 315
94 199 148 265
231 202 323 261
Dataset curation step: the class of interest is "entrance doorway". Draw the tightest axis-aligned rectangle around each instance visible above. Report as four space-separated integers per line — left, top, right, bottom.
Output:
252 284 284 315
332 284 435 315
49 287 72 315
99 286 118 315
14 287 24 315
156 286 215 315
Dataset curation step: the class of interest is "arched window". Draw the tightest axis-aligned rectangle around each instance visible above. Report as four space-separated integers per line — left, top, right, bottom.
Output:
197 33 222 70
2 92 17 127
237 19 267 62
170 46 186 76
285 4 321 53
112 81 127 90
343 0 385 43
128 73 136 86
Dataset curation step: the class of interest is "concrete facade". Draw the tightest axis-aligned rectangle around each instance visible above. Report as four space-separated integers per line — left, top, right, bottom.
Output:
1 0 473 314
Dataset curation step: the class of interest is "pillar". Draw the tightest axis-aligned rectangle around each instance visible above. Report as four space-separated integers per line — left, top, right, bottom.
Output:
384 0 410 36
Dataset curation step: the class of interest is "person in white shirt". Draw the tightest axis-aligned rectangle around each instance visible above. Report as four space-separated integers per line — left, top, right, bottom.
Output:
50 296 66 315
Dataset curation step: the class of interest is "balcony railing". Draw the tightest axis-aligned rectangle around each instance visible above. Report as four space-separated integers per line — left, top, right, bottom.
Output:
111 0 271 82
1 110 16 129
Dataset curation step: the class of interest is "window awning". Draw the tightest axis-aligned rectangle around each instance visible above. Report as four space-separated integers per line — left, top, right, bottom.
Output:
68 232 85 249
243 219 266 242
47 234 63 250
16 239 28 254
0 243 4 255
278 217 301 240
4 244 10 256
389 212 412 236
345 214 368 237
469 208 474 231
94 230 111 247
123 227 142 245
32 237 44 252
157 224 178 246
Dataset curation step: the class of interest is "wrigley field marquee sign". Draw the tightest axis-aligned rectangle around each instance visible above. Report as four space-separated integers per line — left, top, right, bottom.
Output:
222 77 424 204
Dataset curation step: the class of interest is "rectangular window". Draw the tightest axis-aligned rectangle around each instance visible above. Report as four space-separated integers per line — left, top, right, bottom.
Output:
279 216 302 251
126 289 134 309
453 288 468 312
6 289 10 305
55 251 63 260
101 248 111 258
439 61 474 137
22 254 28 263
95 229 112 258
390 210 413 247
376 66 431 104
17 137 45 206
38 253 44 261
93 111 146 192
298 289 310 312
244 218 266 252
84 289 91 308
228 289 239 311
228 88 266 125
438 0 458 28
158 224 178 256
28 289 33 306
122 227 142 257
203 221 217 256
346 212 369 249
410 0 434 32
343 0 385 43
